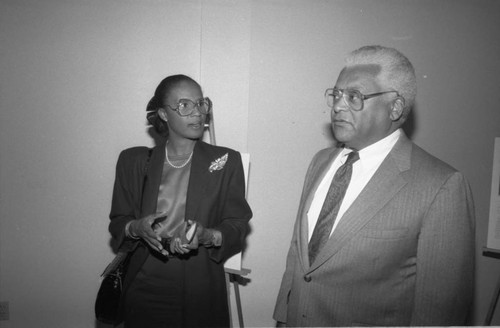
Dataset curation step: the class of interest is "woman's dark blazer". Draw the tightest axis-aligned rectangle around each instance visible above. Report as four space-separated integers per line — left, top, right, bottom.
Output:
108 140 252 326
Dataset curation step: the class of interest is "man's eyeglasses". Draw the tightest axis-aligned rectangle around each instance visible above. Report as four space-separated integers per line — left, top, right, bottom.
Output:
325 88 401 111
166 97 212 116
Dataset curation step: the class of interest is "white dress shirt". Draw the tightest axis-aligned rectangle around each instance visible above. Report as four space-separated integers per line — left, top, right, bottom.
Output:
307 129 401 241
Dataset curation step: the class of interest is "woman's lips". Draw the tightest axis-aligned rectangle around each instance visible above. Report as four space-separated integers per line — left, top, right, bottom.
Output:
188 122 203 129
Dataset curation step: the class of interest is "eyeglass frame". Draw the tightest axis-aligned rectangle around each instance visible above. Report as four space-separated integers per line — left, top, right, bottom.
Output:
325 87 402 111
165 97 212 117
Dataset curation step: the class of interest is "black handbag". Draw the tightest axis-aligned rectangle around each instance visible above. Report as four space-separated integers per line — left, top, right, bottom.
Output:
95 148 152 324
95 251 132 324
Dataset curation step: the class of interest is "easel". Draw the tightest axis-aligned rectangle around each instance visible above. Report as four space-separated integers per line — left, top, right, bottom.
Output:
204 114 251 328
484 247 500 325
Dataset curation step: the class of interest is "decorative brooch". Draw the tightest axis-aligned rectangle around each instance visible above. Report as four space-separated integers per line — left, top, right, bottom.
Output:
209 153 228 173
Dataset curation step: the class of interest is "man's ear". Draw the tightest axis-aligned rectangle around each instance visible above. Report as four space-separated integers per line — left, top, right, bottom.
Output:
390 97 405 121
158 108 168 122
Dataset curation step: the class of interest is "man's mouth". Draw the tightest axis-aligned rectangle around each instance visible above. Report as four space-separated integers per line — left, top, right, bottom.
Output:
333 119 351 126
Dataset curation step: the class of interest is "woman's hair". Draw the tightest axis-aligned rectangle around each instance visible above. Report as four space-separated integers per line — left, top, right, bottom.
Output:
345 45 417 114
146 74 200 137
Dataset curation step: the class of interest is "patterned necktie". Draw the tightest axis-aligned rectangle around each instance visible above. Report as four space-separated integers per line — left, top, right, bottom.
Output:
308 151 359 264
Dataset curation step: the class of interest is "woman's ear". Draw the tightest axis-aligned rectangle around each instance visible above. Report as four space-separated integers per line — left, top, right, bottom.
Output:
390 97 405 121
158 108 168 122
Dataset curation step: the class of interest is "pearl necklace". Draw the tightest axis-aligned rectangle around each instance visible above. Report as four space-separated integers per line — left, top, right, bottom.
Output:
165 144 193 169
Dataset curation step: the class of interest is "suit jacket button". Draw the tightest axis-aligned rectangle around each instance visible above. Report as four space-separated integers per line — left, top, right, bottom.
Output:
304 275 312 282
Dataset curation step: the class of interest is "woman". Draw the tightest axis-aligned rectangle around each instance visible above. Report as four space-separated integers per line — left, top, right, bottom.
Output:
108 74 252 327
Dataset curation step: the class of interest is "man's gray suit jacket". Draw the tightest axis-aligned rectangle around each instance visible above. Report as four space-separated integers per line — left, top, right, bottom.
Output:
273 132 475 327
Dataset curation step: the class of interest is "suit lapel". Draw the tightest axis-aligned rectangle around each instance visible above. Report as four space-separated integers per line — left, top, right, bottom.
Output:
141 143 166 216
308 134 413 272
298 148 342 270
185 141 211 221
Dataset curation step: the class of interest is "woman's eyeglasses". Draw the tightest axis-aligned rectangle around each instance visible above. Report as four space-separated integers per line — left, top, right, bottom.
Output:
167 97 212 116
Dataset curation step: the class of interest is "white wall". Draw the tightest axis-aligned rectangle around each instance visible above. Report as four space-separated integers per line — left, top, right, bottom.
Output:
0 1 249 327
1 1 500 327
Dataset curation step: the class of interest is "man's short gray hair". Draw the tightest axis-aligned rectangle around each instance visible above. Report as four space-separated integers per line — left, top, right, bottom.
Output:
345 45 417 112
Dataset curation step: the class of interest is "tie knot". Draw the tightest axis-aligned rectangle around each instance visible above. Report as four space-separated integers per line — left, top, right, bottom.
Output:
345 151 359 165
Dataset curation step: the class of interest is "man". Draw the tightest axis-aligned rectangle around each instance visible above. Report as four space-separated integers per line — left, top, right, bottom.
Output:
273 45 475 327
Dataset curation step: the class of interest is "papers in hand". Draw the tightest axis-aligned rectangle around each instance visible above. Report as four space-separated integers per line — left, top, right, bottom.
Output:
181 221 198 246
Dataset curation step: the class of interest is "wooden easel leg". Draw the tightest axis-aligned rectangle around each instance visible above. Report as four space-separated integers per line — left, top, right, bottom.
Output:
231 273 245 328
226 273 233 327
485 274 500 325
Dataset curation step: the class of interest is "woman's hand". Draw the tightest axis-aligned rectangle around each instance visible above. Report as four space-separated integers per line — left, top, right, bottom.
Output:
169 220 221 254
169 221 196 255
129 212 169 256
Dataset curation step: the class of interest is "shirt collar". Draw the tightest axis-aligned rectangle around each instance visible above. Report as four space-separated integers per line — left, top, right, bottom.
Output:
340 128 401 163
